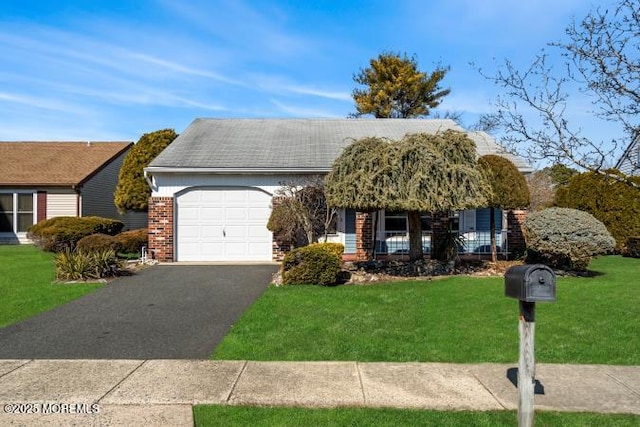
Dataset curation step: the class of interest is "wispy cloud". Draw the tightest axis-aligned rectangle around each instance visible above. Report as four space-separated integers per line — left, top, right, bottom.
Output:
270 100 343 118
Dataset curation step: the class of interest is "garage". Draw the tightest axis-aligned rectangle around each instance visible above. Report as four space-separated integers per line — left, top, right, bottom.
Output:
176 187 273 262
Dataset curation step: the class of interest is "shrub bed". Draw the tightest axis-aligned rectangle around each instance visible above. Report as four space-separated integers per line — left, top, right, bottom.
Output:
283 244 342 286
28 216 124 252
55 249 122 281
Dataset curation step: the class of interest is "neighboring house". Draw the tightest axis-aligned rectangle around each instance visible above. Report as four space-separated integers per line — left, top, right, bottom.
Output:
145 118 533 262
0 141 147 243
615 133 640 176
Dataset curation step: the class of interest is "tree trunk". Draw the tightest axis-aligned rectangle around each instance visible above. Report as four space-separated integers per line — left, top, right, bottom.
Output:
407 210 424 262
490 208 497 263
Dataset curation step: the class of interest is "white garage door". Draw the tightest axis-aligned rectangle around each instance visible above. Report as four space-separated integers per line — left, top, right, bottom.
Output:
176 188 273 262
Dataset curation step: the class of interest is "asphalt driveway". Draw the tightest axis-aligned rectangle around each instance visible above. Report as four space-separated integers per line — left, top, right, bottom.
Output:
0 265 277 359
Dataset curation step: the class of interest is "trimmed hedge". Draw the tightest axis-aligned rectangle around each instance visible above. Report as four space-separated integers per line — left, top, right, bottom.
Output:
28 216 124 252
115 228 148 254
76 233 120 253
523 207 616 270
555 170 640 251
283 244 342 286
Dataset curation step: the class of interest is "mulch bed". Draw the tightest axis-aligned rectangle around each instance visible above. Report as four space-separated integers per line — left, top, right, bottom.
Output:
345 259 524 284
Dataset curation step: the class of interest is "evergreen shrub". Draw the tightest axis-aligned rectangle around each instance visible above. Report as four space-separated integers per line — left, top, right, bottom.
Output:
555 171 640 251
625 237 640 258
76 233 120 253
28 216 124 252
523 207 616 270
115 228 148 254
282 244 342 286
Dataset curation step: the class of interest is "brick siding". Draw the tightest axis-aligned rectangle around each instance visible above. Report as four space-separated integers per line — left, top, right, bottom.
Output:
355 211 373 260
148 197 174 262
507 209 527 259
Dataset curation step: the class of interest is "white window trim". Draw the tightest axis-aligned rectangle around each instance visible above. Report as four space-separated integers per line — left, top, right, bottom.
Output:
0 191 37 235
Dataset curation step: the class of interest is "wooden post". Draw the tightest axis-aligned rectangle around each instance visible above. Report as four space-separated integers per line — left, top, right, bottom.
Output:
518 301 536 427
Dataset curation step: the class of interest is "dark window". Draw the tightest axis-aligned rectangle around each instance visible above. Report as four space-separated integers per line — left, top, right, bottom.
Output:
0 194 13 232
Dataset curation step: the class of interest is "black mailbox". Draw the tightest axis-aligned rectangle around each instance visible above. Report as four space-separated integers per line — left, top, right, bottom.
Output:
505 264 556 302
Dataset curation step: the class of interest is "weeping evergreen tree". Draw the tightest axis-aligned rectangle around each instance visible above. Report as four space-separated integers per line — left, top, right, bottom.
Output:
478 155 530 262
326 130 488 261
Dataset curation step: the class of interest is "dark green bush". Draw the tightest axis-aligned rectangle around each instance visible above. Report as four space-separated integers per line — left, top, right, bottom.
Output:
76 233 120 253
28 216 124 252
55 249 122 281
555 170 640 251
625 237 640 258
283 245 342 286
115 228 148 254
523 207 616 270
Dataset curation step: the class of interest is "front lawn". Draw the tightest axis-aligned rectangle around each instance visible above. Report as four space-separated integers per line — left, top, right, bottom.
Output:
213 256 639 364
0 245 103 328
193 405 639 427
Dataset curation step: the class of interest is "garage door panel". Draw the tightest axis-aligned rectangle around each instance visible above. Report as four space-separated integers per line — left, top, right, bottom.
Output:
224 224 247 239
225 191 247 203
202 207 223 221
248 207 271 220
226 207 248 221
200 191 223 203
177 188 272 262
202 225 223 239
179 206 200 221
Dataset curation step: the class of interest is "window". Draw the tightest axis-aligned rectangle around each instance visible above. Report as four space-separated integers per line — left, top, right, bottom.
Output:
379 211 432 254
0 193 34 233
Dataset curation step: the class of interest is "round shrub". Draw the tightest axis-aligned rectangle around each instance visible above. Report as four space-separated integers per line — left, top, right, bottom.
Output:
76 233 120 253
115 228 148 254
27 216 124 252
283 245 342 286
310 242 345 258
523 207 616 270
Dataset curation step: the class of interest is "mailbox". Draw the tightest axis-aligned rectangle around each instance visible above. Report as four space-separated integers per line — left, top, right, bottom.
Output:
505 264 556 302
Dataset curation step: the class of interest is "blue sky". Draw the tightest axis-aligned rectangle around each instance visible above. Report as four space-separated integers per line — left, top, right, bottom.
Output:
1 0 623 156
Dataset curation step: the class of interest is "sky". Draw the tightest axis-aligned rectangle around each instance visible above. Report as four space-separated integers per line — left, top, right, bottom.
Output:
0 0 625 160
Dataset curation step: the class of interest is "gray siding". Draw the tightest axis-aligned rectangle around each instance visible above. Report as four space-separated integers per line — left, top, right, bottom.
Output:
81 149 147 230
617 137 640 176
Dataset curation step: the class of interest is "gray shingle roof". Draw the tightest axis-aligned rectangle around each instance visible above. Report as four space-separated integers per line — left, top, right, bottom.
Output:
148 118 532 173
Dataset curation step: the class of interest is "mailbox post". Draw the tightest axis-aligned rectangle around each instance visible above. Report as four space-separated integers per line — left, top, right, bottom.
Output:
505 264 556 427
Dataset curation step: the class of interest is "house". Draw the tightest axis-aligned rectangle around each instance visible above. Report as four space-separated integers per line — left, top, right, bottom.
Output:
615 133 640 176
145 118 533 262
0 141 147 243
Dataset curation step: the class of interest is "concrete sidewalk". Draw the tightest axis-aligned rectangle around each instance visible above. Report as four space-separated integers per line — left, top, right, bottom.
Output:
0 360 638 426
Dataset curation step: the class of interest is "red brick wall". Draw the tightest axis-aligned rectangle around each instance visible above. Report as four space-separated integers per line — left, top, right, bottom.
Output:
36 191 47 223
355 211 373 261
148 197 174 262
270 196 291 261
507 209 527 259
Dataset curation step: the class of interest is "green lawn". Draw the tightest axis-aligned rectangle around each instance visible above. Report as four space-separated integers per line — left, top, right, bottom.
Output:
212 256 639 364
193 405 639 427
0 245 103 328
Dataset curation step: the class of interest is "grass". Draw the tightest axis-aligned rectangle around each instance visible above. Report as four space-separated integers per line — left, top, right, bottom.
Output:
0 245 103 328
212 256 639 364
193 405 640 426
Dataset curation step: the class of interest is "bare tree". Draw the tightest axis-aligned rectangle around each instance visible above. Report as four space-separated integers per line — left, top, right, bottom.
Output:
267 176 336 247
479 0 639 189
